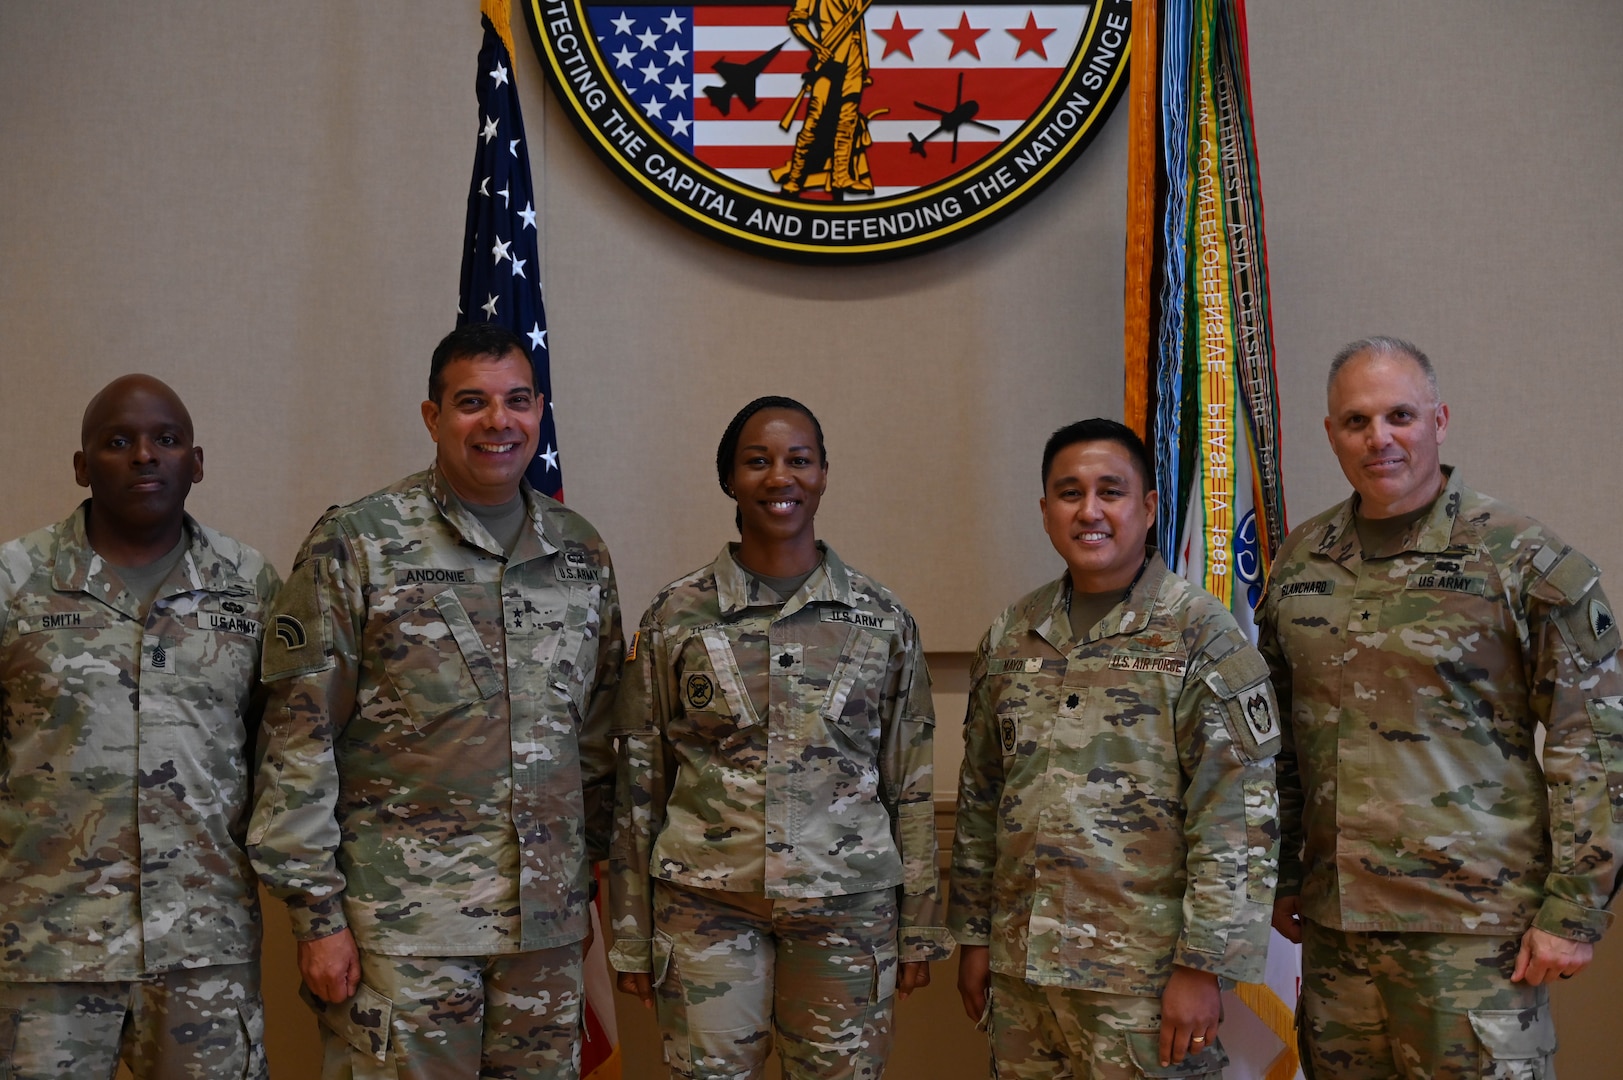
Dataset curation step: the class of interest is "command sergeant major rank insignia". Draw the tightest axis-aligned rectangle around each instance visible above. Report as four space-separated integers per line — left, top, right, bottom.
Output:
524 0 1131 261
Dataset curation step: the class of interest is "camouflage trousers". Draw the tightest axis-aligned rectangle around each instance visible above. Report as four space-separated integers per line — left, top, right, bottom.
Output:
0 962 266 1080
308 945 584 1080
1299 922 1557 1079
986 972 1228 1079
650 880 899 1080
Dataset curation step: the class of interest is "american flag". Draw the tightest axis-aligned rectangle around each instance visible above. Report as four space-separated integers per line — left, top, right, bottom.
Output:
458 12 563 499
586 3 1090 198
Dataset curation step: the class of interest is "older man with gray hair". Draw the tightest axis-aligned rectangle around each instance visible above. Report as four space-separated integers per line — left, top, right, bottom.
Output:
1258 335 1623 1077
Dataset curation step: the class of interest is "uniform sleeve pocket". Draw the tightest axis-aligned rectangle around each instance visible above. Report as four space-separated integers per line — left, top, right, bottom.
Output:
383 590 501 729
1467 1006 1557 1064
1243 775 1280 903
1585 697 1623 823
651 929 675 988
0 1008 17 1080
823 629 884 740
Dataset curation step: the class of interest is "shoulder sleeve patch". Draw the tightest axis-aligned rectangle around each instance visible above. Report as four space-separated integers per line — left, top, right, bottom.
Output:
261 557 335 681
1202 645 1282 760
1553 584 1622 670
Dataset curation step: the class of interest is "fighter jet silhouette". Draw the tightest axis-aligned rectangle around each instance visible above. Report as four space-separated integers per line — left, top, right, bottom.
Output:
704 42 788 116
908 73 999 163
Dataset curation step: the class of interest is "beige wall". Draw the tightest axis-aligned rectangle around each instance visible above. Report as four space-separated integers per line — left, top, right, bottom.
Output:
5 2 1622 1077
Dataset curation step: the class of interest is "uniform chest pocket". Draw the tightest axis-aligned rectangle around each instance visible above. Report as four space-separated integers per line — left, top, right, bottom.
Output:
382 589 503 730
672 631 763 750
507 586 599 714
821 628 888 742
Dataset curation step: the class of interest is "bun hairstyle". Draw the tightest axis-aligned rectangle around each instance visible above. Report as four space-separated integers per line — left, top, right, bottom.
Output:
716 396 827 532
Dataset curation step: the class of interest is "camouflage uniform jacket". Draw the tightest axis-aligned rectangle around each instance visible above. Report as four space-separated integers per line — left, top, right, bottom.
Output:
0 505 279 980
1258 467 1623 942
949 553 1281 996
248 466 622 955
608 543 950 971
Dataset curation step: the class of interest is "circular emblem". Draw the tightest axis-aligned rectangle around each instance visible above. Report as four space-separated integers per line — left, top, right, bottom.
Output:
523 0 1131 262
999 714 1017 753
685 672 716 708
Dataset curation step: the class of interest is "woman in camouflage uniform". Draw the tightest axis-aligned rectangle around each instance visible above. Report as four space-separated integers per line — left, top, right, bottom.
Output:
608 396 953 1078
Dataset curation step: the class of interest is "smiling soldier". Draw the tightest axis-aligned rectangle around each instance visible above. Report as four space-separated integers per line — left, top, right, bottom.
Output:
1259 337 1623 1078
951 418 1280 1079
249 324 623 1080
0 375 280 1079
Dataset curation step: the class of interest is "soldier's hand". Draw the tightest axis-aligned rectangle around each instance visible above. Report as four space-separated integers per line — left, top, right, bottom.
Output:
1159 965 1220 1068
1512 926 1593 985
299 928 361 1004
897 960 930 1000
956 945 991 1024
1271 894 1303 944
617 971 655 1009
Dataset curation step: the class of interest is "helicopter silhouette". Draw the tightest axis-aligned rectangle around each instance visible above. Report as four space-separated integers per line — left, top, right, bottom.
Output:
704 41 787 116
908 73 999 163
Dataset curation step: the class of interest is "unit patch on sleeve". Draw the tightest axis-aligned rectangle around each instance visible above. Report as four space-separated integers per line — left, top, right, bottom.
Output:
684 671 716 710
1240 685 1277 744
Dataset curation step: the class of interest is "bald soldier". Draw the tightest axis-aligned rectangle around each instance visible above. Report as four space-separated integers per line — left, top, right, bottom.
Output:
1259 337 1623 1078
0 376 280 1079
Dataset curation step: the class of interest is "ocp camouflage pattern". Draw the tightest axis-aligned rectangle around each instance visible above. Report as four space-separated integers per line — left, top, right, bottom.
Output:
1258 467 1623 941
248 466 622 955
608 543 950 973
0 506 279 980
950 552 1280 997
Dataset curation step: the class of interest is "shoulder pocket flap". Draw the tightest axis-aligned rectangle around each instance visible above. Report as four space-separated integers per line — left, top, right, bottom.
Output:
433 591 504 700
1201 645 1270 699
263 559 334 682
1204 647 1282 760
300 982 394 1063
823 627 882 730
1535 547 1599 605
1467 1007 1557 1060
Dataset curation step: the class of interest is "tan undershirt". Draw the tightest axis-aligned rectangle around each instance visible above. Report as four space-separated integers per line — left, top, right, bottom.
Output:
110 533 188 619
1354 498 1435 559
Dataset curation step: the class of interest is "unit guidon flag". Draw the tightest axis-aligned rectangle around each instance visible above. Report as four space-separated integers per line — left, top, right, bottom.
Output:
525 0 1130 261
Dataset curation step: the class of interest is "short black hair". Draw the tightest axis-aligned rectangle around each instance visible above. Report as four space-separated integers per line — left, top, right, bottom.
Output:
716 396 827 532
1041 418 1154 490
428 324 533 403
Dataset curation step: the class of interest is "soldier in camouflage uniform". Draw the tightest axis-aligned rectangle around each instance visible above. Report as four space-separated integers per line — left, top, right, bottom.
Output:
0 375 279 1079
951 419 1281 1080
609 396 952 1079
1259 337 1623 1079
249 325 623 1080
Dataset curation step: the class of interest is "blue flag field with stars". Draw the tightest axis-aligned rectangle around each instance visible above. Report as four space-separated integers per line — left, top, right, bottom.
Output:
457 13 562 499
